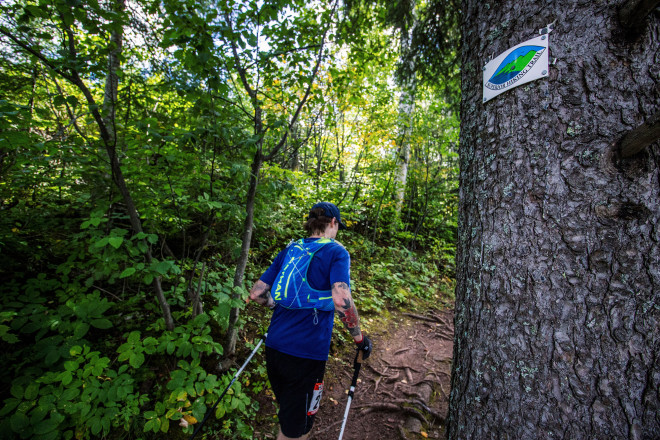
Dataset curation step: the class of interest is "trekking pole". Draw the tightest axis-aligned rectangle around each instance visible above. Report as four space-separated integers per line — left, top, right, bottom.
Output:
338 349 364 440
190 334 267 440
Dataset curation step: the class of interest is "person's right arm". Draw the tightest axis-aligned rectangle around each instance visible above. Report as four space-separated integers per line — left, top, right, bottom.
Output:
247 279 275 309
246 247 288 308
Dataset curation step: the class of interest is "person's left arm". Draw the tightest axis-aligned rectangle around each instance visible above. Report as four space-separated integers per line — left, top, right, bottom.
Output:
331 246 372 358
332 281 362 341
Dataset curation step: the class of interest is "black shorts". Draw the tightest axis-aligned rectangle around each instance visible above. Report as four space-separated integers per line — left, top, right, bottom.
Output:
266 346 327 437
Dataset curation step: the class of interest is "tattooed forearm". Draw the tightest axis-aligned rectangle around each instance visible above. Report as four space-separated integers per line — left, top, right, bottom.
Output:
332 282 362 339
248 280 274 308
341 305 362 337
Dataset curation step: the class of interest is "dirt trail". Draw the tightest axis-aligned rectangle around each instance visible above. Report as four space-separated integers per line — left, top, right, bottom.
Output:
310 308 454 440
249 308 454 439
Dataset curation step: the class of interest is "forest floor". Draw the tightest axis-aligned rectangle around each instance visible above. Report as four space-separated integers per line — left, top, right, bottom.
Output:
250 306 455 440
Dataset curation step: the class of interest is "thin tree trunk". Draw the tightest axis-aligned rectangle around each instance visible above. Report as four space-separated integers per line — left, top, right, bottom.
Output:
449 1 659 438
393 10 419 219
98 0 173 331
225 149 263 355
0 0 177 331
223 3 335 356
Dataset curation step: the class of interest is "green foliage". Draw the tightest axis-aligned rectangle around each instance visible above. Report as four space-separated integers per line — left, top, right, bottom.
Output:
348 238 455 314
0 0 459 438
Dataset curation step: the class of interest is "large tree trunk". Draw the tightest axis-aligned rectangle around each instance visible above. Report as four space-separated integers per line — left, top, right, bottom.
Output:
448 1 659 439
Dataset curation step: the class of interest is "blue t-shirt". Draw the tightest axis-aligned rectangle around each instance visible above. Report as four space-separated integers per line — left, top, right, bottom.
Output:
260 238 350 361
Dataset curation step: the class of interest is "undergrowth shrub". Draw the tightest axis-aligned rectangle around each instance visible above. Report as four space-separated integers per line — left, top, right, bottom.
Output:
0 220 264 440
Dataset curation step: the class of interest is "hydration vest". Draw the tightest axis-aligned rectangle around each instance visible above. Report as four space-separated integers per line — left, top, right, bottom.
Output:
271 238 335 311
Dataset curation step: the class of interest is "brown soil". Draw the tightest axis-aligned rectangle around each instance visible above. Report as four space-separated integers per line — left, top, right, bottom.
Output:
251 308 454 440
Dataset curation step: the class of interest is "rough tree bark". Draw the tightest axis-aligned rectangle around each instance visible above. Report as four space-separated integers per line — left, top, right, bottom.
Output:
449 1 659 439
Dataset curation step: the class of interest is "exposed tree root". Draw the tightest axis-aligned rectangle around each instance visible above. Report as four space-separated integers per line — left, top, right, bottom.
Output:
438 382 449 400
435 330 454 341
405 367 414 383
313 418 343 436
404 312 441 323
385 398 446 423
355 402 428 425
382 359 423 372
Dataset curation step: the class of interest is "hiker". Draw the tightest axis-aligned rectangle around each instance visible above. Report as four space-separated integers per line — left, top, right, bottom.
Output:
247 201 372 440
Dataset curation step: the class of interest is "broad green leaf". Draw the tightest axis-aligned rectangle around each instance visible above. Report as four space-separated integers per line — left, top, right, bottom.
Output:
45 349 60 366
64 360 78 372
24 383 39 400
33 417 58 434
74 323 90 339
129 352 145 369
91 319 112 329
10 412 29 432
10 384 23 399
127 331 141 344
0 398 20 417
154 261 171 275
152 417 161 433
94 237 109 248
191 398 206 421
108 237 123 249
120 267 136 278
160 416 169 433
61 387 80 401
90 416 102 435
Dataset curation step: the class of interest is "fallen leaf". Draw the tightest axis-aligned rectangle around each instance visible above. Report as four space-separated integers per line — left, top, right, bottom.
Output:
421 432 428 438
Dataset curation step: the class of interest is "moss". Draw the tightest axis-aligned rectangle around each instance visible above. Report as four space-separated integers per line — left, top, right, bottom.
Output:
566 122 583 137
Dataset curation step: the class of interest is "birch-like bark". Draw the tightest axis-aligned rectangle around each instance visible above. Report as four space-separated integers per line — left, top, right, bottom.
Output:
393 11 419 219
